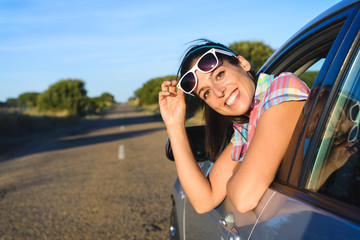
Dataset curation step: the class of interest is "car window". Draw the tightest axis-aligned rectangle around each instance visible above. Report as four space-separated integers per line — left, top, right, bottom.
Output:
305 46 360 208
276 4 360 185
298 58 326 88
277 18 348 183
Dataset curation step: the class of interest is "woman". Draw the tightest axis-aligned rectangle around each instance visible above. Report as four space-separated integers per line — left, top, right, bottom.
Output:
159 40 310 214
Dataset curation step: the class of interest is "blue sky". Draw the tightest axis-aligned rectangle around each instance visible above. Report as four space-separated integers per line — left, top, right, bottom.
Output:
0 0 340 103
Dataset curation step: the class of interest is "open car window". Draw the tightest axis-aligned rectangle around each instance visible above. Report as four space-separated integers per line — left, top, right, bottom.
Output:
298 58 326 89
273 14 350 183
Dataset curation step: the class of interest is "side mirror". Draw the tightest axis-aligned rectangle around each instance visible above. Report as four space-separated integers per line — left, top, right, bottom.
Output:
165 125 208 162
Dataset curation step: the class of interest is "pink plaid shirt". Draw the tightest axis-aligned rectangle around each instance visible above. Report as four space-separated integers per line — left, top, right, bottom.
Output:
231 72 310 162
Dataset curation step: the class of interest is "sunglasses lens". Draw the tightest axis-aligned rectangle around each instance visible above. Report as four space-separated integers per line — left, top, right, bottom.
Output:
198 53 218 72
348 125 359 142
180 72 196 93
350 104 360 121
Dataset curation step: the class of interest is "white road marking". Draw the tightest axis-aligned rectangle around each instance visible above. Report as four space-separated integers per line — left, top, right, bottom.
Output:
118 144 125 160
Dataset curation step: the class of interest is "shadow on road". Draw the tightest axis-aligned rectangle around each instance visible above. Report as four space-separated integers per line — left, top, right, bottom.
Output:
55 127 164 151
66 114 163 137
1 106 166 162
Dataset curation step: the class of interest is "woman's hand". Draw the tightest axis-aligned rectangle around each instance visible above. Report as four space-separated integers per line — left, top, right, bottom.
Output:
314 138 358 191
327 138 358 169
159 80 186 127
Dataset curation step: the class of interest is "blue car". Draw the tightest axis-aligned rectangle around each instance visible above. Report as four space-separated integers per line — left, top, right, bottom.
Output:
166 0 360 239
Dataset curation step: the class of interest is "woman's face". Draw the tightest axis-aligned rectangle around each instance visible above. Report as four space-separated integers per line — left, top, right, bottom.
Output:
193 55 256 116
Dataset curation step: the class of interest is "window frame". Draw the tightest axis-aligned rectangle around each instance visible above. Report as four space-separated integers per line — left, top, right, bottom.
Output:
265 4 360 224
299 10 360 189
274 5 360 185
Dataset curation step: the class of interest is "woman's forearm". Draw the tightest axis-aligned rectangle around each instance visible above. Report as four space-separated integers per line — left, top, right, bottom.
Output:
166 125 220 214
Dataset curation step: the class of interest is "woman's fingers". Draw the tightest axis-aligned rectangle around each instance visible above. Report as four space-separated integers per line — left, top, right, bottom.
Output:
159 80 183 106
159 91 170 100
169 80 177 93
158 88 178 103
161 81 170 92
161 80 178 93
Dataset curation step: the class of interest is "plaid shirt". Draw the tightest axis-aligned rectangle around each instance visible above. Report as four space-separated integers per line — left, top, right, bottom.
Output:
231 72 310 162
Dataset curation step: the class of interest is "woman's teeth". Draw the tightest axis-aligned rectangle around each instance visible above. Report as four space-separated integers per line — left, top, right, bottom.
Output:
226 90 239 106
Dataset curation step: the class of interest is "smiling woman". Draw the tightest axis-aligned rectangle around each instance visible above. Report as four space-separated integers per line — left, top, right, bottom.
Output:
158 39 310 214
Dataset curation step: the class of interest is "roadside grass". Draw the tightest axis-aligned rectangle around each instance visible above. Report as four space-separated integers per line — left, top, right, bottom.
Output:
0 106 112 160
133 103 161 115
0 111 79 159
127 101 163 121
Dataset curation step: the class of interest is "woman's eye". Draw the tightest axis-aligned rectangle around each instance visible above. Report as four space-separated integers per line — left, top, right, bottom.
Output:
203 90 210 99
216 71 225 80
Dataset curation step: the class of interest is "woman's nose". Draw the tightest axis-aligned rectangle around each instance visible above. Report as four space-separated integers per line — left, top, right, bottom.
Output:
212 85 225 98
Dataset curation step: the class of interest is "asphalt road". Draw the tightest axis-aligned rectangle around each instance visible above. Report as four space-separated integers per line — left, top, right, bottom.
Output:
0 104 177 240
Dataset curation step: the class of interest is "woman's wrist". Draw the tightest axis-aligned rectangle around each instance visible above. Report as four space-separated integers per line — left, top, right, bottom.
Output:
166 124 191 150
165 119 186 129
166 122 186 136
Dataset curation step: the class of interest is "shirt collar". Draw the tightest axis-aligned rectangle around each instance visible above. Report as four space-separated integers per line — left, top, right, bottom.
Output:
254 73 274 101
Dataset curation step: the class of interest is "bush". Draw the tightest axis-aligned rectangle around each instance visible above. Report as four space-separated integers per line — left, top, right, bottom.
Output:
37 79 88 116
135 75 176 106
86 92 116 113
229 41 275 72
18 92 40 108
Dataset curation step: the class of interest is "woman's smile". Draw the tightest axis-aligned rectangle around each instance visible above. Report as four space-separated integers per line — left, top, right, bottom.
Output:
225 88 240 107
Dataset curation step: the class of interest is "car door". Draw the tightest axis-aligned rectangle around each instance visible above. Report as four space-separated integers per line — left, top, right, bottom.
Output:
249 2 360 239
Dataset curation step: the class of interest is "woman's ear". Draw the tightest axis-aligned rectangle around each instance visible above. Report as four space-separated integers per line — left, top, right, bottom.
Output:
237 55 251 71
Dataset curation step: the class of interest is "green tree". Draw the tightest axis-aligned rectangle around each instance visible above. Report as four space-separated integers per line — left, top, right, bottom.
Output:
18 92 39 107
229 41 275 72
86 92 116 113
86 97 101 113
100 92 115 104
37 79 88 116
135 75 176 106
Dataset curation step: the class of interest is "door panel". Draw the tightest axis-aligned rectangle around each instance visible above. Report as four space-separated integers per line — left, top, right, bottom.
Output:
184 188 278 239
250 191 360 240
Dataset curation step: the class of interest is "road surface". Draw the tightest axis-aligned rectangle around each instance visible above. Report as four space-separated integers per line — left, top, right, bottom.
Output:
0 104 177 240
